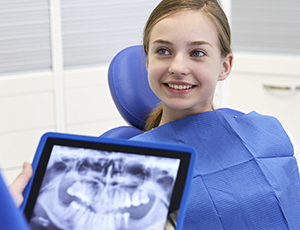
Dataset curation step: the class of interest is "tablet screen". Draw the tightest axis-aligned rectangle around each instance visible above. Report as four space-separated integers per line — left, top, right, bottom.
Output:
22 134 194 230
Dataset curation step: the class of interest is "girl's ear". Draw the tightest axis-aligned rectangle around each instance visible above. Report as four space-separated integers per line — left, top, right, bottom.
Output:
218 53 233 81
146 56 149 70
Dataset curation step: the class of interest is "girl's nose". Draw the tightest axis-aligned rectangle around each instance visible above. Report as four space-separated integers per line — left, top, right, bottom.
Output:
168 54 190 77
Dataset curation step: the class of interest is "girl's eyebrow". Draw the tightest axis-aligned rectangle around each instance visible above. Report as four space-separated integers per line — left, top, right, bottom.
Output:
152 39 172 45
190 41 212 47
152 39 212 47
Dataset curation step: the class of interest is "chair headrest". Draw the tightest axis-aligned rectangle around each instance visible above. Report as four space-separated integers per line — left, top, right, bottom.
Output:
108 45 161 130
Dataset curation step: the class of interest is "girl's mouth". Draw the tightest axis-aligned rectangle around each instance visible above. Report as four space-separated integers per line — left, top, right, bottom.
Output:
165 83 195 90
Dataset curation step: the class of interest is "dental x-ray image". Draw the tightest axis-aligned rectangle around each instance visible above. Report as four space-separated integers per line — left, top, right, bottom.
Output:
29 145 180 230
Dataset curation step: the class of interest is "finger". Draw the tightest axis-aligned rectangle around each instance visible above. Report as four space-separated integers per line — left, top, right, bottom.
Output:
11 162 33 190
9 162 33 206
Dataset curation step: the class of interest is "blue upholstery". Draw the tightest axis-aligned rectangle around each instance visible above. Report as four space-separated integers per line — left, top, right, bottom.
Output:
108 45 160 130
101 125 143 139
102 45 244 139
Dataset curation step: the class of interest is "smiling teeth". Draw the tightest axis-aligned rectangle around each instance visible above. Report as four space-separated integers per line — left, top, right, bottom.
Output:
168 84 193 90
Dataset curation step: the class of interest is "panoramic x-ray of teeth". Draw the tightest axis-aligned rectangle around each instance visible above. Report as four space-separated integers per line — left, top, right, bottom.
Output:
29 145 180 230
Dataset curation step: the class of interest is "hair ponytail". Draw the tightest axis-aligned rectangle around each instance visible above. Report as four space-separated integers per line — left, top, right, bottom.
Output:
144 104 163 131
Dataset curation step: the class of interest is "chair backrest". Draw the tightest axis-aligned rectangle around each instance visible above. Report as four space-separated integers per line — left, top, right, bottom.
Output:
0 171 30 230
108 45 160 130
103 45 244 139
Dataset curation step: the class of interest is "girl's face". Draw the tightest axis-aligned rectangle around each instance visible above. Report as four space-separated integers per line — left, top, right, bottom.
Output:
147 10 233 125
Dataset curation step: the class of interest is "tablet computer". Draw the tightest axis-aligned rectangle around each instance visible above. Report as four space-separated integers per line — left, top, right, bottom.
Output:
20 132 196 230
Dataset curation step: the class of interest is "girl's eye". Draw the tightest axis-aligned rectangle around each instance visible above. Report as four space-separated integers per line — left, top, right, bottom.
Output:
157 48 170 55
191 50 205 57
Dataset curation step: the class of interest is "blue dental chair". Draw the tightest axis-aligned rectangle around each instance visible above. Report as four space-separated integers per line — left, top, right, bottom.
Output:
101 45 244 139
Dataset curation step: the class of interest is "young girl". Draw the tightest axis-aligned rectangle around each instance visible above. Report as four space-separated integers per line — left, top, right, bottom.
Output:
10 0 300 229
130 0 300 229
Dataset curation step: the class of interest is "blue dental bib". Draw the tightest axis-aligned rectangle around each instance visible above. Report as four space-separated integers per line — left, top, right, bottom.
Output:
131 110 300 230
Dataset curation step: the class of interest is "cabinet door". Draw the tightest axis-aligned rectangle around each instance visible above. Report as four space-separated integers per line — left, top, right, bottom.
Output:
229 53 300 145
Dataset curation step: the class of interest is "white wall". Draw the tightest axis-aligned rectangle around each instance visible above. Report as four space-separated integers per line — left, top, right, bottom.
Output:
0 65 127 184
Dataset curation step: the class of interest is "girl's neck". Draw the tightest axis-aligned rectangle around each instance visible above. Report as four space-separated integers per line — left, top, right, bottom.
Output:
159 105 213 126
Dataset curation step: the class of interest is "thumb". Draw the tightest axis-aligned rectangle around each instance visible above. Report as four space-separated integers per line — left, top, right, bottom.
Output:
9 162 33 207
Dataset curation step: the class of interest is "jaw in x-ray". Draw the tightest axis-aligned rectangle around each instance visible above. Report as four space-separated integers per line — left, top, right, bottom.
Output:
29 145 180 230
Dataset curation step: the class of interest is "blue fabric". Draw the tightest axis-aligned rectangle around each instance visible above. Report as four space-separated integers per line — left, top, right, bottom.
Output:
100 126 143 139
131 110 300 230
0 170 30 230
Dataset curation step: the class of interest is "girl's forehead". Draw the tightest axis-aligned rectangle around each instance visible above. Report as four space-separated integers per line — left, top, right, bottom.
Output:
149 10 219 46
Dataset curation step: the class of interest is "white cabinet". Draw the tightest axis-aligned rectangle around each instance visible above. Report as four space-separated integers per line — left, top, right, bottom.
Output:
0 72 56 184
228 53 300 145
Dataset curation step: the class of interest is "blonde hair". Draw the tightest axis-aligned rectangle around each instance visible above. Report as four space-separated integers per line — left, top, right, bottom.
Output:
143 0 232 131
